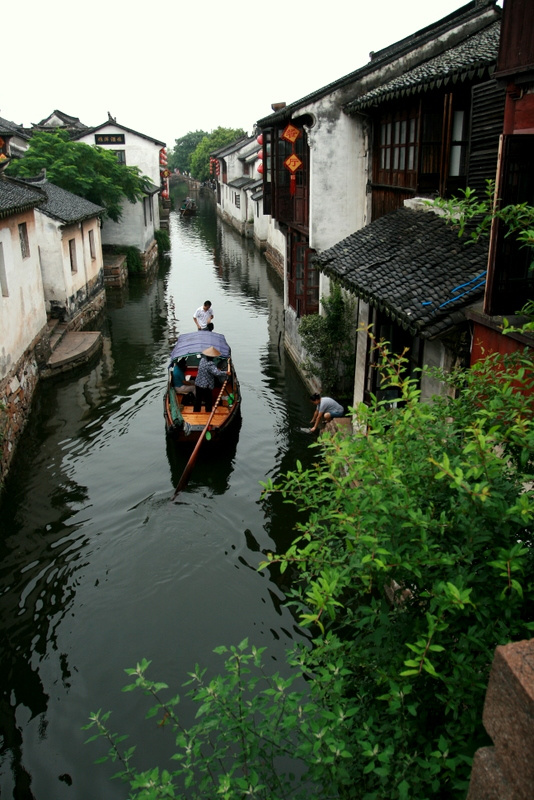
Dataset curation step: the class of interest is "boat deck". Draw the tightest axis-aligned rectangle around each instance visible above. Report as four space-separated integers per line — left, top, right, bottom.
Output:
182 407 229 428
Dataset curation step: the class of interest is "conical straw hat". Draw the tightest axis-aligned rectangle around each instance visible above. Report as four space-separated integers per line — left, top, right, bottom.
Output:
202 346 221 357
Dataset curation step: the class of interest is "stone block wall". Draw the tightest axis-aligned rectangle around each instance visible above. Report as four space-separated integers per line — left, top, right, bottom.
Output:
0 328 49 485
264 243 284 281
141 239 158 272
467 639 534 800
103 254 128 287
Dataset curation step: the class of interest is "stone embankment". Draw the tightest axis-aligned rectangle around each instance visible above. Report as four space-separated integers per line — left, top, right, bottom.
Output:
1 304 104 485
467 639 534 800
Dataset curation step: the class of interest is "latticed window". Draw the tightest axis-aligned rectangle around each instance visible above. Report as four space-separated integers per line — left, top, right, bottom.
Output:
262 120 310 227
372 91 472 219
287 232 318 316
377 108 418 187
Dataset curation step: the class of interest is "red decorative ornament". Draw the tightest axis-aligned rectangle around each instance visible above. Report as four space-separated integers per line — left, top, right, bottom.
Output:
256 133 263 145
257 162 264 174
281 124 301 144
257 149 263 161
281 124 302 195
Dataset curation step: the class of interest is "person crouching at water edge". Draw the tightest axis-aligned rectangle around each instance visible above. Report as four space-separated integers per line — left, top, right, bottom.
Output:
193 347 230 413
309 393 344 433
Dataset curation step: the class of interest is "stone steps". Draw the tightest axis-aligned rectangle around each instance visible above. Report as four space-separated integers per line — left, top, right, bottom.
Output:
42 318 102 379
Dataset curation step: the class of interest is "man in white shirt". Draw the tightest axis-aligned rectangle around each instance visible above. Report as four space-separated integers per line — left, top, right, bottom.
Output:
193 300 214 331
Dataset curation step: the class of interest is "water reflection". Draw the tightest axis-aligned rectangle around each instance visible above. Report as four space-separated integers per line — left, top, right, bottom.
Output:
165 413 241 498
0 185 315 800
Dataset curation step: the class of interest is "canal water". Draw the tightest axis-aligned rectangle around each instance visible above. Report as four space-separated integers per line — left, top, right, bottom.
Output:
0 189 316 799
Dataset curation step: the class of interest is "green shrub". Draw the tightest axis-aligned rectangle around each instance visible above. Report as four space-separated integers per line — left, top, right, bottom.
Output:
86 347 534 799
298 283 356 396
154 228 171 255
115 245 143 274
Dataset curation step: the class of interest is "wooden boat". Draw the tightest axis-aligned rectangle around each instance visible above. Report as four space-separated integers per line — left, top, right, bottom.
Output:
180 198 197 217
164 331 241 443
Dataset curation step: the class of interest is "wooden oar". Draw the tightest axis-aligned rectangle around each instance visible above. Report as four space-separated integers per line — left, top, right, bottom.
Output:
171 364 231 501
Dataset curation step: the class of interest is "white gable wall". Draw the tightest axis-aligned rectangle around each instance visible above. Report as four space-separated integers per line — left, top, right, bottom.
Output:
76 124 161 250
0 210 47 379
218 139 261 235
76 124 162 185
101 196 157 251
34 212 104 319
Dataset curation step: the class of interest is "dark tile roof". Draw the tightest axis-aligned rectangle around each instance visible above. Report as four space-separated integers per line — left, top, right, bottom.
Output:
143 180 161 196
35 110 89 131
240 144 261 161
247 178 263 201
227 177 255 189
346 21 500 112
257 1 500 127
20 176 104 223
0 175 45 218
0 116 30 139
211 136 254 159
313 207 489 338
72 119 165 147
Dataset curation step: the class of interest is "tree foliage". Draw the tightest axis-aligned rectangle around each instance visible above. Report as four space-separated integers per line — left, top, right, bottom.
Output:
168 130 208 174
86 347 534 799
431 179 534 250
298 283 356 397
6 130 151 222
189 127 247 182
431 181 534 331
259 346 534 798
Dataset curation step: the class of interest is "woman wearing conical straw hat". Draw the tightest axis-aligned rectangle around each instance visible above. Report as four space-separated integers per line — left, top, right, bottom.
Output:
193 346 230 413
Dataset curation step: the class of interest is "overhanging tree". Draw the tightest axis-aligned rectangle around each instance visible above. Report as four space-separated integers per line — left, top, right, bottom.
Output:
189 127 247 182
168 130 208 174
6 129 151 222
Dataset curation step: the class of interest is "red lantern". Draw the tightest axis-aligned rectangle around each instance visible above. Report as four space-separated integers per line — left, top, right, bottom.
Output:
257 149 263 161
256 133 263 145
257 162 264 174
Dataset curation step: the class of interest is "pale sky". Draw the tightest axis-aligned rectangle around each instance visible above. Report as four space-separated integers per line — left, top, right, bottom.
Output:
3 0 500 150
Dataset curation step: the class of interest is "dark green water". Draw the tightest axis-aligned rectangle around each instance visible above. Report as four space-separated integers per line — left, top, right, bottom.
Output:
0 190 315 799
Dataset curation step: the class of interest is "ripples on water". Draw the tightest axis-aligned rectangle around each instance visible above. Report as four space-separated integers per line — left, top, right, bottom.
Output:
0 189 315 799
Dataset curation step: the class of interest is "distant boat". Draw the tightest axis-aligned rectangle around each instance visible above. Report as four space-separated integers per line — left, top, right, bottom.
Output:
164 331 241 444
180 198 197 217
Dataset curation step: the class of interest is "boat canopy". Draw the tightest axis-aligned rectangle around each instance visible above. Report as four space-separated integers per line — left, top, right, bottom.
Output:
169 331 231 364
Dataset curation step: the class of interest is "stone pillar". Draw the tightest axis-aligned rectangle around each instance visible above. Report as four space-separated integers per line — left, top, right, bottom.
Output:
467 640 534 800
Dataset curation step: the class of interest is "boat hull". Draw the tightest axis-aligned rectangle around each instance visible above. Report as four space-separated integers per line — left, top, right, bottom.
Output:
164 332 241 444
164 382 241 443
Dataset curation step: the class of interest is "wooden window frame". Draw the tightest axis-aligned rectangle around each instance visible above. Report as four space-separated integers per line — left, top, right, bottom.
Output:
287 231 318 316
18 222 30 259
69 238 78 273
89 228 96 260
0 241 8 297
264 122 310 228
376 106 419 188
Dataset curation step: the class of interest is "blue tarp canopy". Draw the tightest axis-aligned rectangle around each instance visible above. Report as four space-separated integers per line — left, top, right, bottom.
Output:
169 331 231 364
